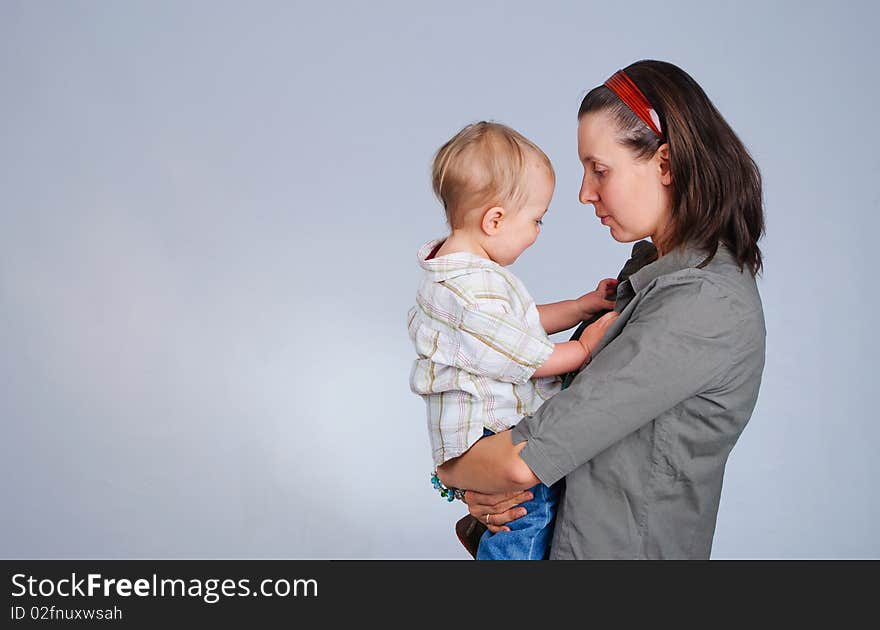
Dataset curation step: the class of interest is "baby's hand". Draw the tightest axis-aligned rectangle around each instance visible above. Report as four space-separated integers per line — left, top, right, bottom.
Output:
575 278 618 318
579 311 620 362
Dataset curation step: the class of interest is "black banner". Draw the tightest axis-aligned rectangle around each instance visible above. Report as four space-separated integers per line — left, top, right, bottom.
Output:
1 560 873 626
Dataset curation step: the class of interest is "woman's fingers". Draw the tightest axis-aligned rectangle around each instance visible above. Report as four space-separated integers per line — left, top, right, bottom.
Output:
489 490 533 514
484 505 529 529
463 488 526 508
464 489 533 534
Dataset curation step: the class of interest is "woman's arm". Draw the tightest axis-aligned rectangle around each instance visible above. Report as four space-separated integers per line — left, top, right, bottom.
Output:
443 276 743 508
512 278 744 487
436 430 539 494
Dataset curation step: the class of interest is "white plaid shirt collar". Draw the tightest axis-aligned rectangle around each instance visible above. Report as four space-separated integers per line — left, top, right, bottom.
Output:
416 238 503 282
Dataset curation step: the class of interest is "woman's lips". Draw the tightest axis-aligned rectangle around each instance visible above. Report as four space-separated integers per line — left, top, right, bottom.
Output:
599 216 611 225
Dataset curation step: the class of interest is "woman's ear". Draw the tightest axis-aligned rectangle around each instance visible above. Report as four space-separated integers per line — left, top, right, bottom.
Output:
657 143 672 186
481 206 506 235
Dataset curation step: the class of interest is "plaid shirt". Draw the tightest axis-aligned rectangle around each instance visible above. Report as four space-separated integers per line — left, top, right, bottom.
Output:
408 239 562 466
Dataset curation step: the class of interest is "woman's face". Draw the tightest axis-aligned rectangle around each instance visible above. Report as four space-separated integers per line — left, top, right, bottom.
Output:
577 111 672 246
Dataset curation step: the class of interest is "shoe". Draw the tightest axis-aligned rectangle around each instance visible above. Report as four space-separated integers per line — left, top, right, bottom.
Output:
455 514 487 559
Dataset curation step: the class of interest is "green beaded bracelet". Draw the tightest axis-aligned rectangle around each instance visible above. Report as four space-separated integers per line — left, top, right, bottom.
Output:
431 471 466 502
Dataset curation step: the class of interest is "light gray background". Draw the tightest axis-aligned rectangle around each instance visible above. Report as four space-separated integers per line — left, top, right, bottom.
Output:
2 0 877 559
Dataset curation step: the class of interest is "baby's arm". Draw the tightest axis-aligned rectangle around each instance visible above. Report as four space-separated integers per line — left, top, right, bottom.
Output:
532 311 618 378
536 278 618 334
536 300 584 336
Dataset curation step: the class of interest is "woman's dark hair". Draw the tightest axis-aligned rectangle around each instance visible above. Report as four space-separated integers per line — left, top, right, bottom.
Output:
579 60 764 275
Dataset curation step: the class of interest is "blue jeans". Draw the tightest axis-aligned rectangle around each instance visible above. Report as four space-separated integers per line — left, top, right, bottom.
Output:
475 429 560 560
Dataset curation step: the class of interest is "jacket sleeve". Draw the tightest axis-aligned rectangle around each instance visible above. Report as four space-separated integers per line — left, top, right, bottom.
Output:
510 274 741 486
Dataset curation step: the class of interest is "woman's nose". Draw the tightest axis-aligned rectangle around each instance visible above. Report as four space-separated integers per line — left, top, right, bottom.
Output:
580 174 598 204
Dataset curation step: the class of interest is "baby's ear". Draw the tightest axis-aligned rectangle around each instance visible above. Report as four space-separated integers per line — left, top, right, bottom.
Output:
481 206 506 235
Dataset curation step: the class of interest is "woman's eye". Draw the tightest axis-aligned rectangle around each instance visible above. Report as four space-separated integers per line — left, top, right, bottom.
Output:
536 219 543 226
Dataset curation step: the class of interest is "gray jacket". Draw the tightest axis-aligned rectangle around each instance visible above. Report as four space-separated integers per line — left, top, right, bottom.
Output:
512 241 766 559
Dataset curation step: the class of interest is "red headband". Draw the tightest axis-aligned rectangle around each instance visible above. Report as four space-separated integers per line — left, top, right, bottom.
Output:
604 70 663 139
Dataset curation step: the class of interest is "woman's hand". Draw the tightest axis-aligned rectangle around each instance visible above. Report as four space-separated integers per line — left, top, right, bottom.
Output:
463 488 533 533
575 278 618 318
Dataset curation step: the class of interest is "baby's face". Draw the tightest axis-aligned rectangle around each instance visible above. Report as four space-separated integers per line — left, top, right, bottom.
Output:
491 158 554 266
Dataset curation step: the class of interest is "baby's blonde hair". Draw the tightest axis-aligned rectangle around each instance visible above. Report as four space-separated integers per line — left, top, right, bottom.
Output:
431 121 554 228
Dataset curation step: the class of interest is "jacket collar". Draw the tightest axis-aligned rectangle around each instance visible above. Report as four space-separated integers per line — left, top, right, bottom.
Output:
628 242 728 294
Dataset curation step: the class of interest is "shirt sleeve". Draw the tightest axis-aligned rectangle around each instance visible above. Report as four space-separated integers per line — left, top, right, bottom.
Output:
455 298 554 386
510 274 741 486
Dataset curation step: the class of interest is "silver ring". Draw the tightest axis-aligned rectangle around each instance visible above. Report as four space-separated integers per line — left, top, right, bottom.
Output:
485 513 491 525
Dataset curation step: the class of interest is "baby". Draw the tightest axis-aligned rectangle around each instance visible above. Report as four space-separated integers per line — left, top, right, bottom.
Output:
408 121 618 559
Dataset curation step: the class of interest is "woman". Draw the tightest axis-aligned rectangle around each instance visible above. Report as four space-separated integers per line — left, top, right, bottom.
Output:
437 60 766 559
